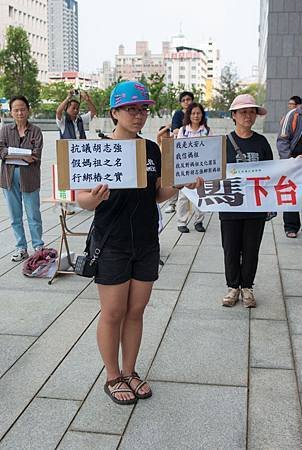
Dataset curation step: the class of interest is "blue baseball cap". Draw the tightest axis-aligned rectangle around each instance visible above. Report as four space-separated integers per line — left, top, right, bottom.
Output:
110 81 155 109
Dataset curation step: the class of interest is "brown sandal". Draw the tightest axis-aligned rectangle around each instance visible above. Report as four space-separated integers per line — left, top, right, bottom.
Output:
123 371 152 399
104 376 137 405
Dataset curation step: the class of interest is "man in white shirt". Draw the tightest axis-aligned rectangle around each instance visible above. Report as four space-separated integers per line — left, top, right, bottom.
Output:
56 89 97 139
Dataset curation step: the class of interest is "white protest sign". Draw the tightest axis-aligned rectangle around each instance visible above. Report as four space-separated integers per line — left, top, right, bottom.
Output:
56 139 147 190
161 135 226 187
182 158 302 212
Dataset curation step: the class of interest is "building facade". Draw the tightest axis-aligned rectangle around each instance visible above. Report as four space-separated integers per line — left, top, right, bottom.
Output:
48 71 99 89
114 36 208 95
115 42 164 81
164 33 207 93
48 0 79 73
164 47 207 92
204 39 221 103
0 0 48 82
259 0 302 132
99 61 115 89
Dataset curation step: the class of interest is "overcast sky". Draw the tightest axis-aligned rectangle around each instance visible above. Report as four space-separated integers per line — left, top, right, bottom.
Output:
78 0 260 79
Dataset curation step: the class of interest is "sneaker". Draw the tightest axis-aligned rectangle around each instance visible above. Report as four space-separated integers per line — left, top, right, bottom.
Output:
11 248 29 262
178 225 189 233
194 222 206 232
165 205 176 213
222 288 240 307
34 246 44 252
241 288 256 308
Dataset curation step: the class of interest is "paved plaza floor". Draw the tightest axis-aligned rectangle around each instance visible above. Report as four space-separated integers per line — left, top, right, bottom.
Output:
0 131 302 449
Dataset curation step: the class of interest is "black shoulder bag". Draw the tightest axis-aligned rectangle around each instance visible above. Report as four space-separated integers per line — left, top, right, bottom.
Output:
74 222 106 278
74 196 128 278
227 133 277 221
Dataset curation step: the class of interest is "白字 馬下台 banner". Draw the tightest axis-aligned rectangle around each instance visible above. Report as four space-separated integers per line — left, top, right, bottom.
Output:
182 158 302 212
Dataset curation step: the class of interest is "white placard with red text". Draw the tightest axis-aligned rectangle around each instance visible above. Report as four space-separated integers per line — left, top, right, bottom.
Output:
182 158 302 212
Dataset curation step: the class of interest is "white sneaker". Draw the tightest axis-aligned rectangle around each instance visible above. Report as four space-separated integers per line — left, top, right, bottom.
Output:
34 246 44 252
222 288 240 307
165 204 176 213
241 288 256 308
11 249 29 262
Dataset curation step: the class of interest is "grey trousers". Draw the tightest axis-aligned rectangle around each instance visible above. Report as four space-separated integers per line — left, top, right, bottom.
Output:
176 190 205 227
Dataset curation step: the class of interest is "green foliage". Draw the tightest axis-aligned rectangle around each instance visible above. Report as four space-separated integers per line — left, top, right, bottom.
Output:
94 82 117 117
161 83 179 115
238 83 266 105
212 63 240 111
40 81 73 103
191 85 204 103
36 72 208 118
0 26 40 107
37 82 74 117
145 73 166 117
0 76 5 97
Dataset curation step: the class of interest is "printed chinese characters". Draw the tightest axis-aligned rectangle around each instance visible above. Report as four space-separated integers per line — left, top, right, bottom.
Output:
67 139 138 189
173 136 224 185
197 178 244 207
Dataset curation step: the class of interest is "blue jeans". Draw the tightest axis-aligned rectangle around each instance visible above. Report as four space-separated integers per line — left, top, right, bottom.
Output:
3 167 44 250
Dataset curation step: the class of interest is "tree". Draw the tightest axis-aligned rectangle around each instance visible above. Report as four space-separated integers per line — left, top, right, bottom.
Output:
238 83 266 106
212 63 240 111
37 81 74 118
143 73 166 117
40 81 73 104
161 83 179 115
0 26 40 107
191 85 204 103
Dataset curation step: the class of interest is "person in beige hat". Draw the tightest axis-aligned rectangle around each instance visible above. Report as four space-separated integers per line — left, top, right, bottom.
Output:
220 94 273 308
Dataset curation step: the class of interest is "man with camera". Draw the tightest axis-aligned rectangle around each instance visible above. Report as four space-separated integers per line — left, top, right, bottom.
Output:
56 89 97 139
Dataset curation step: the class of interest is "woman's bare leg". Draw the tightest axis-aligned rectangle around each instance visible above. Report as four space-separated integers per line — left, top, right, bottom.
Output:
97 281 135 402
121 279 153 395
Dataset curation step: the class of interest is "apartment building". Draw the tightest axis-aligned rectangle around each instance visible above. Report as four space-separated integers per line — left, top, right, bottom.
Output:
115 42 164 81
48 0 79 73
0 0 48 82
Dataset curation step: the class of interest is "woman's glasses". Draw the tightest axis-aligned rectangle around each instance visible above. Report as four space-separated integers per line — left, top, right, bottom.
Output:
120 106 150 116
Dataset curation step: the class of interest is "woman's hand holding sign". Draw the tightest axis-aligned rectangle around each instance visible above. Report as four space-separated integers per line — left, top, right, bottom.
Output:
173 176 204 190
76 184 110 211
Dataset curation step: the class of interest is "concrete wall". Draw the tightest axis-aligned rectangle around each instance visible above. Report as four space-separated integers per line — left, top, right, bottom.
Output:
264 0 302 133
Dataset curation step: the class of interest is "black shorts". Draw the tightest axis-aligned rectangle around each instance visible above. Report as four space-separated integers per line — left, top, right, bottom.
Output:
94 243 160 285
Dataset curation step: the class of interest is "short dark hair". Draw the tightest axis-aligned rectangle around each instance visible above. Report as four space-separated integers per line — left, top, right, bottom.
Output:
65 99 80 111
179 91 194 103
9 95 30 110
110 109 118 125
158 125 170 132
183 102 210 133
289 96 302 105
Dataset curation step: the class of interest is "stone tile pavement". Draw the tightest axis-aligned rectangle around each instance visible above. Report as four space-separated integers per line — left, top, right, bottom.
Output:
0 132 301 449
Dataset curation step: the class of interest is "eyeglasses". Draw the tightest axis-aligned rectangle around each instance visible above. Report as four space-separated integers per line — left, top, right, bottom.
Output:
288 102 296 106
120 106 150 116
